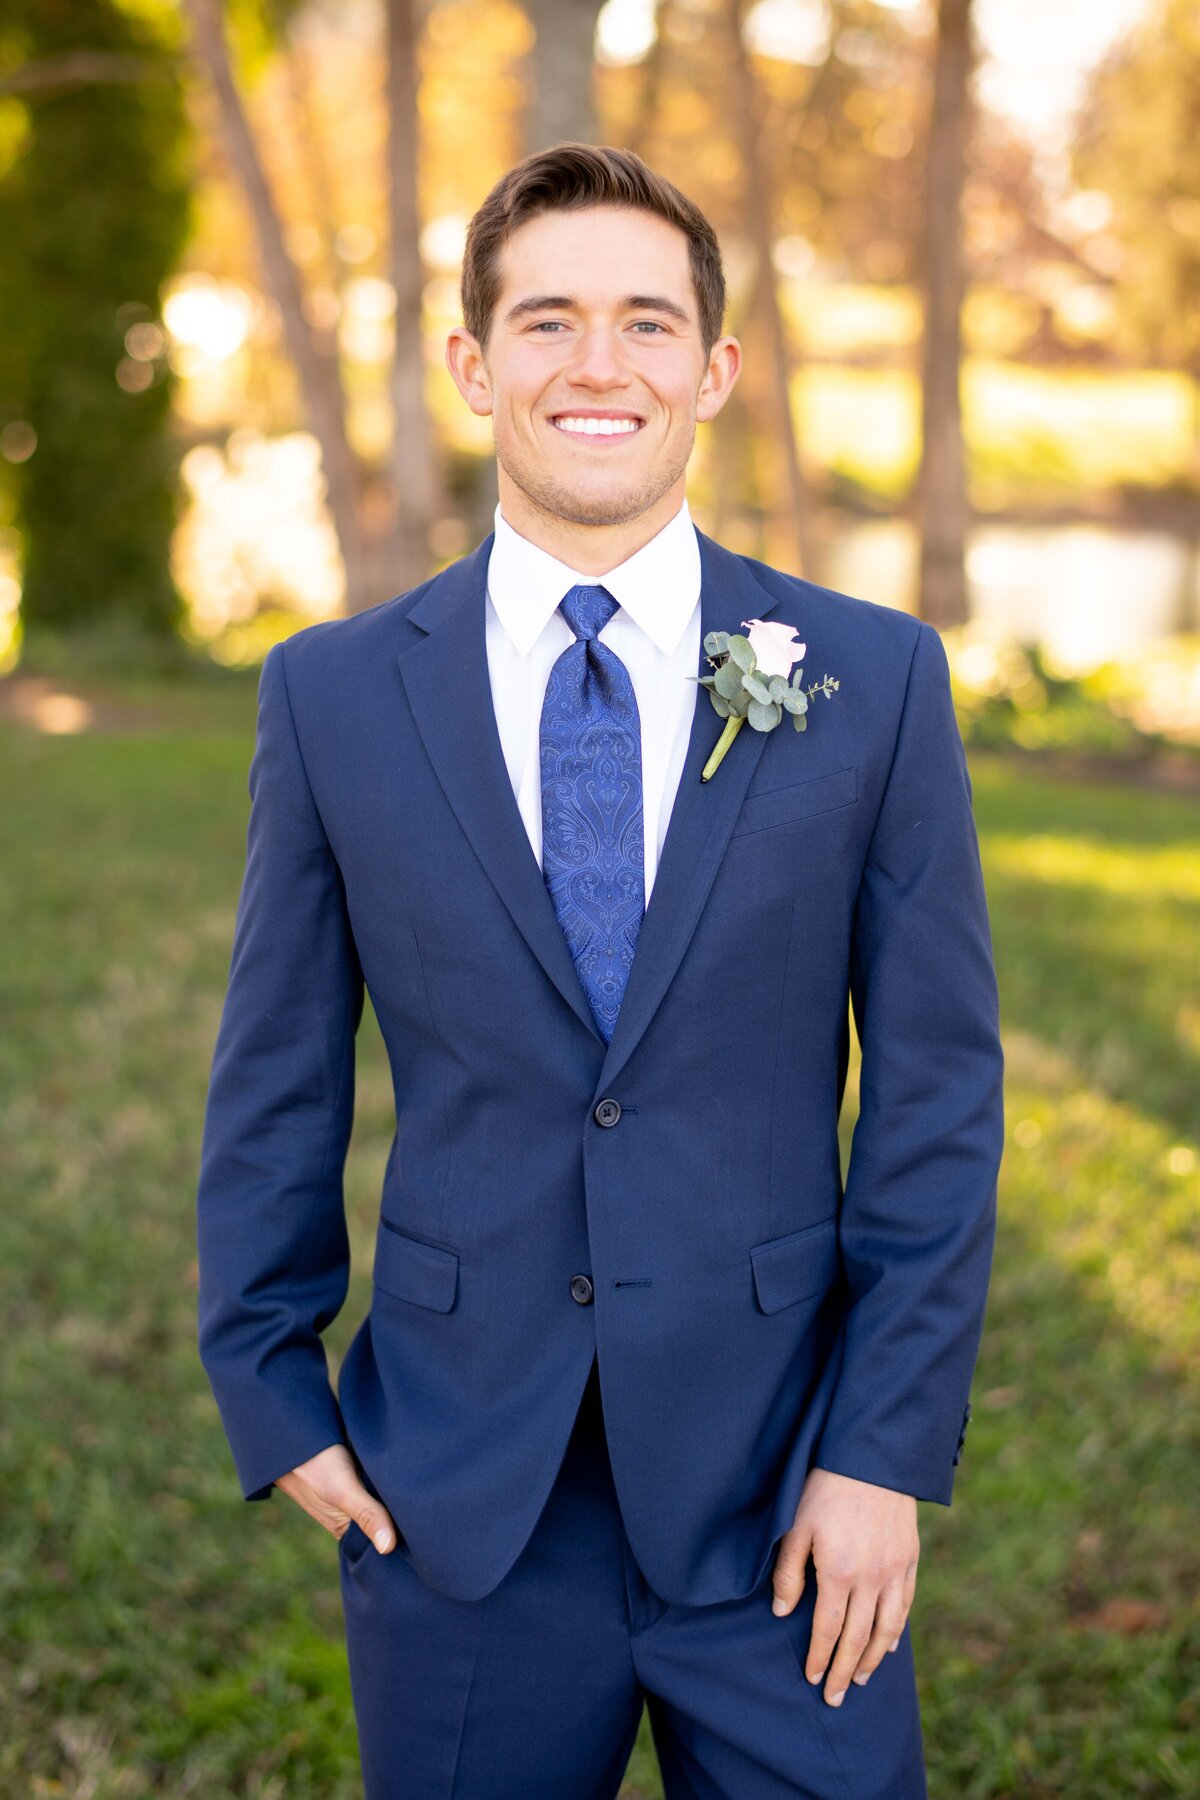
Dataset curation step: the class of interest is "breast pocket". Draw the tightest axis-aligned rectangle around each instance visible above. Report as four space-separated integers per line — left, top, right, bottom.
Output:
730 764 858 839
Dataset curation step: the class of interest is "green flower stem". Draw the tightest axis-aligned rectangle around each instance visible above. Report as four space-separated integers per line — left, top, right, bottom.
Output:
700 714 746 782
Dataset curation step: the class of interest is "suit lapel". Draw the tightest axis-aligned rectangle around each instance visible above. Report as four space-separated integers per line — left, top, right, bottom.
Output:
594 530 789 1092
395 525 796 1086
397 532 601 1042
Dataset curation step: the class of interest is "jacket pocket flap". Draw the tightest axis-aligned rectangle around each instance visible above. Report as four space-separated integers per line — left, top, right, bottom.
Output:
731 764 858 838
750 1216 841 1314
373 1218 459 1312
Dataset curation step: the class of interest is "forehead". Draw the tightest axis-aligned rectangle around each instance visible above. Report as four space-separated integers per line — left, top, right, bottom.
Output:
496 205 693 304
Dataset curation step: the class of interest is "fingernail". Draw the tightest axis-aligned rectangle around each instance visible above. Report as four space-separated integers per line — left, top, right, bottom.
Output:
852 1672 870 1686
889 1636 900 1652
771 1596 788 1615
807 1669 823 1685
374 1528 393 1551
829 1690 845 1707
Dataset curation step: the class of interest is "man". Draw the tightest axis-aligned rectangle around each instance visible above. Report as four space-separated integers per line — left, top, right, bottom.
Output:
197 143 1004 1798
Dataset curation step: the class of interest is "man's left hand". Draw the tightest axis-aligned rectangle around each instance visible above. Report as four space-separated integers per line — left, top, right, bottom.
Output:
770 1468 920 1707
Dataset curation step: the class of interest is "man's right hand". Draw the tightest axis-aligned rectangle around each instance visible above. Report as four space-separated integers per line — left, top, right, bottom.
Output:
276 1444 399 1553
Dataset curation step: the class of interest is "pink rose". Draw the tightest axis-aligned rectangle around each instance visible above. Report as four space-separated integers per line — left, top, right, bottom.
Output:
741 618 806 679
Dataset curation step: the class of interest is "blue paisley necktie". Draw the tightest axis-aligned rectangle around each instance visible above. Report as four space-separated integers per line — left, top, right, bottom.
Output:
539 583 646 1045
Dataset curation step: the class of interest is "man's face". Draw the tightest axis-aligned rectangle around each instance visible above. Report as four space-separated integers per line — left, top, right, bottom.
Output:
447 205 739 530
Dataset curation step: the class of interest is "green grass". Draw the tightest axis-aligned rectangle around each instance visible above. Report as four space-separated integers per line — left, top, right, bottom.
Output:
0 687 1196 1797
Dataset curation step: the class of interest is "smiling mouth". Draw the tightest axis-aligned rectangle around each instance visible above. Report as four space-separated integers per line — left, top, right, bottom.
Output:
548 416 645 442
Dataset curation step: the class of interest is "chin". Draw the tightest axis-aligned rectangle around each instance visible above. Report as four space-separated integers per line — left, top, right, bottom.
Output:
516 473 642 529
553 493 646 528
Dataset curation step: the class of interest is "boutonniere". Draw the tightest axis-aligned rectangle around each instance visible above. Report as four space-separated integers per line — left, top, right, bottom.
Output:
691 618 841 782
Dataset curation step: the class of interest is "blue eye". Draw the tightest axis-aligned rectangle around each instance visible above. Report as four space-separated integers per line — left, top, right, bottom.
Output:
529 320 666 333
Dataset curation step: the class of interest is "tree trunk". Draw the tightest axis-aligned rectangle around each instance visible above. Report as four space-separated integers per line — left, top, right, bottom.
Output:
277 18 344 302
384 0 442 604
916 0 974 629
728 0 813 578
524 0 604 151
181 0 369 608
625 0 667 158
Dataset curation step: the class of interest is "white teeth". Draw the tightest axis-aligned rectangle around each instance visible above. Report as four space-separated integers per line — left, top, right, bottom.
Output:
552 416 641 436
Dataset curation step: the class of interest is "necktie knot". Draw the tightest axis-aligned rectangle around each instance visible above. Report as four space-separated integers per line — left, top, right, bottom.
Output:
559 583 619 642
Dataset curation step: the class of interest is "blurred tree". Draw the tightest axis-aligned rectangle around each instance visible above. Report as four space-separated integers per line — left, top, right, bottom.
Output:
916 0 974 628
385 0 442 593
598 2 939 563
600 3 1136 568
1073 0 1200 472
727 0 813 578
622 0 666 161
1072 0 1200 626
523 0 605 152
0 0 192 659
182 0 443 612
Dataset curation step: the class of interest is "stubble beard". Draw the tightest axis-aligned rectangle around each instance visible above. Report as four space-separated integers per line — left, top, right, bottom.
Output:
496 421 696 529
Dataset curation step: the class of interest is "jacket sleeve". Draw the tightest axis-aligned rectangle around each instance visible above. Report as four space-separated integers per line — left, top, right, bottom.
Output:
196 639 365 1501
812 619 1004 1504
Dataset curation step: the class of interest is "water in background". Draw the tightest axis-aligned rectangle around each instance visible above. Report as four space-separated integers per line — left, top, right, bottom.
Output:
814 516 1200 670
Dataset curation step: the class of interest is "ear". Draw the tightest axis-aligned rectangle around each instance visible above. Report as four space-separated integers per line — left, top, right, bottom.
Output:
697 335 741 425
446 325 494 418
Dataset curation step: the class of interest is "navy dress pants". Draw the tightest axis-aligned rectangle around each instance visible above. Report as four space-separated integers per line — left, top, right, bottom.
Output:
337 1355 928 1798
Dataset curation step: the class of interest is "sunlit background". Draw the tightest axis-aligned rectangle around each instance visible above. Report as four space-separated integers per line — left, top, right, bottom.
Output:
1 4 1197 1797
2 0 1198 735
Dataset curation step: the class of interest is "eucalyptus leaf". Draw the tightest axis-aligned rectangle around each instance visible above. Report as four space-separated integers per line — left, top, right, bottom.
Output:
714 661 746 702
793 710 807 731
781 690 808 715
708 690 732 718
703 629 730 657
725 634 756 672
747 697 781 731
743 671 773 705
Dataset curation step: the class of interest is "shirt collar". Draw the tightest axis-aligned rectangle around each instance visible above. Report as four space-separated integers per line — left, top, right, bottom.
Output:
487 496 700 659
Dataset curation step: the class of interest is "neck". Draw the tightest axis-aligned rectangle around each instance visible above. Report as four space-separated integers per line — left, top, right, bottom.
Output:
495 471 686 574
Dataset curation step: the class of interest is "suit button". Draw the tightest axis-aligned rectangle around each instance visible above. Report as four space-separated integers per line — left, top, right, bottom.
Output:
593 1097 621 1127
570 1274 594 1304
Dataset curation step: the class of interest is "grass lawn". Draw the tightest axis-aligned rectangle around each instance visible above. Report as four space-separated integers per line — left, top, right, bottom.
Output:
0 676 1196 1797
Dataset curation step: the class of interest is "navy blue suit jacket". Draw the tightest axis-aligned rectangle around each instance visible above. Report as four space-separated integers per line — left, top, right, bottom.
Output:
196 526 1004 1605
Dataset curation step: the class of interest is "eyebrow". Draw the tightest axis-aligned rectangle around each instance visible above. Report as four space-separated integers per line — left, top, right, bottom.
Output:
503 293 692 326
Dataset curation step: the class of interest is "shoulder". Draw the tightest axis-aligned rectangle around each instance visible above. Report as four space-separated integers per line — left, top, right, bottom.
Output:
272 580 430 677
732 546 928 667
264 567 448 724
720 544 953 734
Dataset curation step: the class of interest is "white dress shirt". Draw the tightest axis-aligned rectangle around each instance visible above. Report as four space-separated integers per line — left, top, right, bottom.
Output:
484 497 702 908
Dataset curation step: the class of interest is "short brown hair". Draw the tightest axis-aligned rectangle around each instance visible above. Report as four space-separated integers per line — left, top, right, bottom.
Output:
461 142 726 361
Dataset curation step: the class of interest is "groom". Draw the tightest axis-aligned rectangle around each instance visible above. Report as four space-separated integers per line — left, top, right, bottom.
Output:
197 143 1004 1797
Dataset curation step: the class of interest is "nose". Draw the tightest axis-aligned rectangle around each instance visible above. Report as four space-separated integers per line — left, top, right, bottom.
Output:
566 323 632 390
